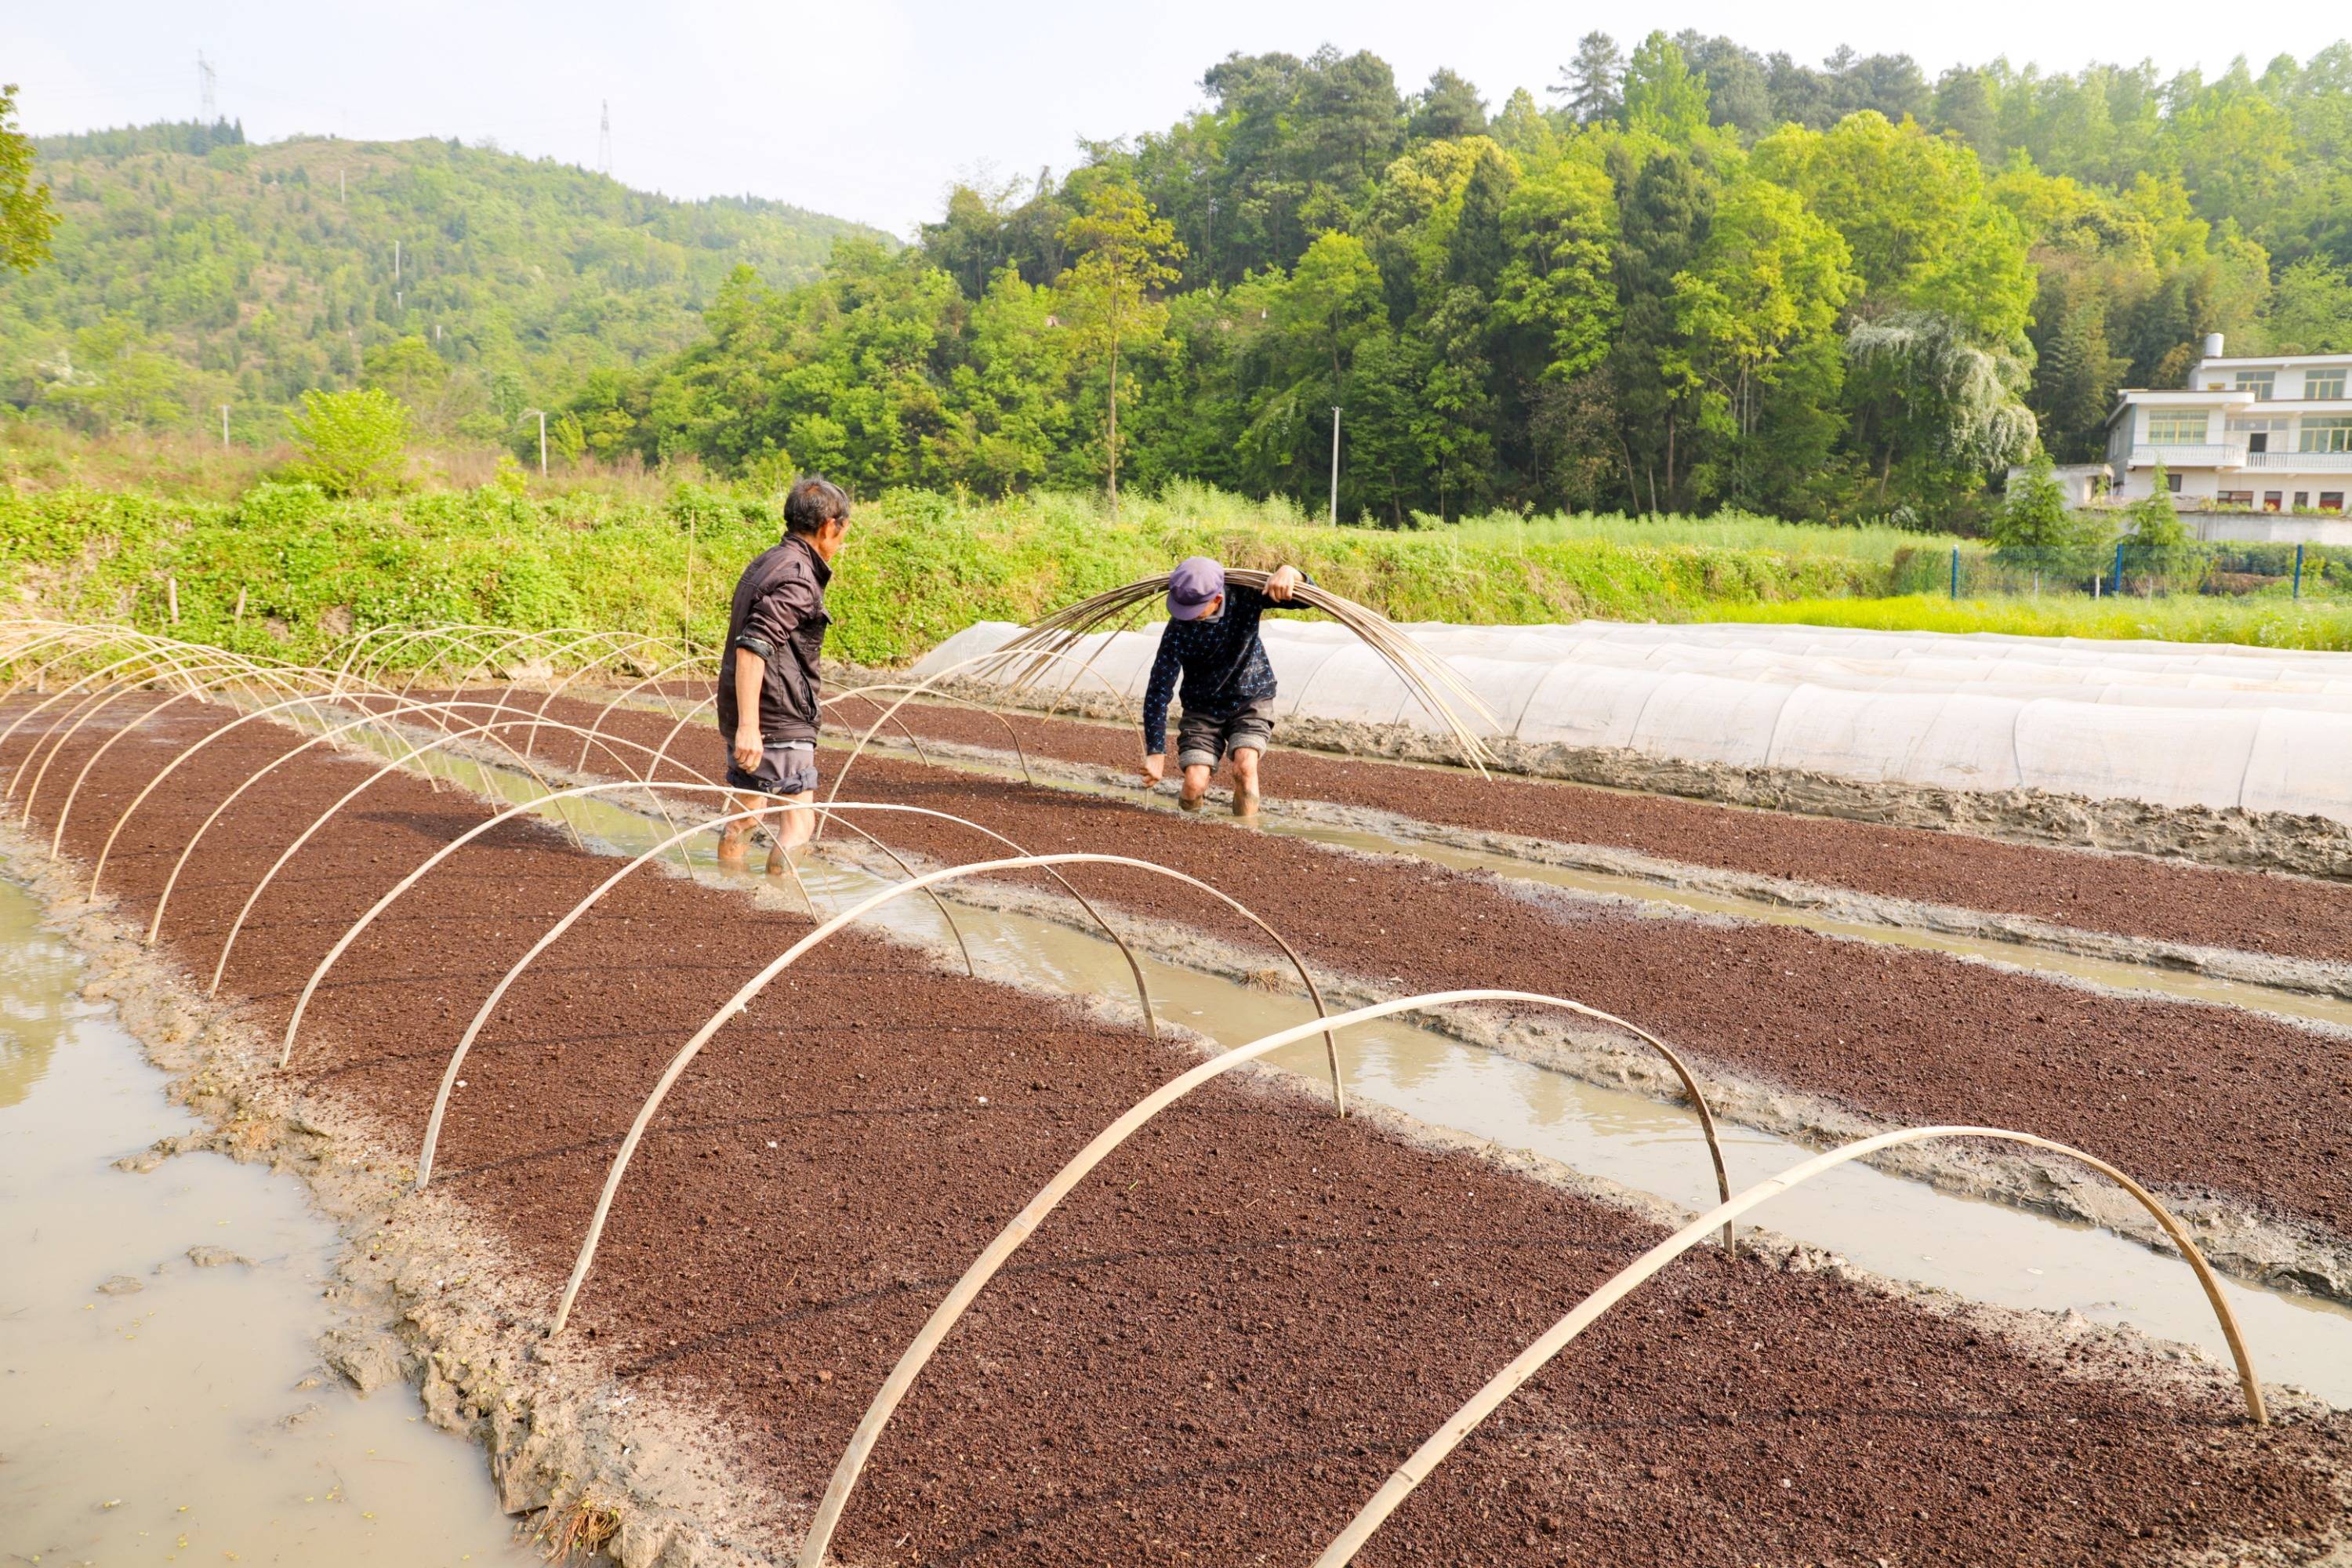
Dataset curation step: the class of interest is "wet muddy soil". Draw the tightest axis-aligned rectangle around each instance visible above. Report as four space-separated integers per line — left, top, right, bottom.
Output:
5 700 2351 1564
839 695 2352 970
521 696 2352 1274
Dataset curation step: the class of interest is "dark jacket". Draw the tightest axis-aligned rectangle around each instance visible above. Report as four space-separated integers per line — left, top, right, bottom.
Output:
716 532 832 744
1141 580 1301 755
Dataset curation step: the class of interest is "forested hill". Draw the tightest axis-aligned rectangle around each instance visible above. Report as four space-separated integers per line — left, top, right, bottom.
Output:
2 119 885 444
561 38 2352 528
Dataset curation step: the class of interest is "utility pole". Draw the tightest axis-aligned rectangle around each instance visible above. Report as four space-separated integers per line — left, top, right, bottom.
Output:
523 410 547 477
198 52 216 122
1329 406 1341 526
220 404 230 449
598 100 612 176
394 239 401 284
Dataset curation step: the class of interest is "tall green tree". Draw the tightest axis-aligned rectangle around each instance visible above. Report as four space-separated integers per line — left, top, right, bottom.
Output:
0 84 54 272
1057 181 1185 514
1623 32 1714 143
1553 33 1626 125
1670 176 1858 509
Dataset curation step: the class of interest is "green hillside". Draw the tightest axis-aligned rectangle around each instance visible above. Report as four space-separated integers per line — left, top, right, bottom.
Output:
0 120 887 445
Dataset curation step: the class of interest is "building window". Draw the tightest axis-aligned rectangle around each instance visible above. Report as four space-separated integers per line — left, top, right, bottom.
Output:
2324 492 2346 512
2237 370 2277 399
2230 415 2291 452
2266 491 2285 510
2300 416 2352 452
2308 368 2350 399
2219 490 2256 506
2146 410 2209 445
2167 471 2184 493
2296 492 2313 508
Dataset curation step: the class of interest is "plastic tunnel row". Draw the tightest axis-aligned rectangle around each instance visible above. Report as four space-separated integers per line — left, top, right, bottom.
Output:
0 619 2277 1567
918 619 2352 824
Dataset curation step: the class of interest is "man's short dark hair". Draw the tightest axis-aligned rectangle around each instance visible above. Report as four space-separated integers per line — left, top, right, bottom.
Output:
784 475 852 535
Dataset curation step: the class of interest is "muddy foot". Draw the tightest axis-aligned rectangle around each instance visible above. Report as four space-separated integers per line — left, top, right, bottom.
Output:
1178 795 1204 813
1232 790 1261 818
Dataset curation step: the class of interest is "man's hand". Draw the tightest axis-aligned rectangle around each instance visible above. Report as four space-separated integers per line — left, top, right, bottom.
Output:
1265 564 1304 602
733 726 764 775
1139 752 1167 786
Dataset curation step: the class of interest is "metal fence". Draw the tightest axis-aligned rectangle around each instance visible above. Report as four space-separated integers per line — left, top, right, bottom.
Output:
1889 542 2342 602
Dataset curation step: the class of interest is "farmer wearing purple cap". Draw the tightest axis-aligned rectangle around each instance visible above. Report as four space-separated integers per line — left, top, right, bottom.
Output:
1138 556 1308 815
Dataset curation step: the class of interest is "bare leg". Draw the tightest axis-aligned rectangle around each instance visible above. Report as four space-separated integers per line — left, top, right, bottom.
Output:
768 789 815 873
1230 745 1262 816
717 789 770 870
1178 763 1212 811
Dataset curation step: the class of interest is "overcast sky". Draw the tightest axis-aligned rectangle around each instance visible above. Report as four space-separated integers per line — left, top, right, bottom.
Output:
7 1 2347 235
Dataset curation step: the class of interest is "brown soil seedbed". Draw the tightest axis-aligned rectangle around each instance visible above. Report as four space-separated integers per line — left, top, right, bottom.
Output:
519 695 2352 1250
842 693 2352 968
5 699 2349 1564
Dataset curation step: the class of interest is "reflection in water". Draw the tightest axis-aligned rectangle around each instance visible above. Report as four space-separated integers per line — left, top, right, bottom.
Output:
0 899 75 1109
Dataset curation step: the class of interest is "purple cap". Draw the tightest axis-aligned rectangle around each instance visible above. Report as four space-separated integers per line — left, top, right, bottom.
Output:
1167 556 1226 620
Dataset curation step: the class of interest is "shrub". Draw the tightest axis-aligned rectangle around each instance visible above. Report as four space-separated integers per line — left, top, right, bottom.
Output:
284 387 411 497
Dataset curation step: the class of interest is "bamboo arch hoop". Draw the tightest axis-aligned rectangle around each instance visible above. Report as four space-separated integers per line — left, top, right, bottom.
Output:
819 646 1145 829
5 649 339 818
140 696 690 946
276 787 1187 1073
12 657 256 822
205 708 749 996
410 797 1189 1189
548 851 1361 1338
86 684 538 898
1312 1122 2271 1568
2 644 233 771
793 986 1733 1568
31 662 284 851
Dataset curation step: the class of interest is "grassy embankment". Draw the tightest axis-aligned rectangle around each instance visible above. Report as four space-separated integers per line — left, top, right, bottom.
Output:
0 481 1893 667
8 467 2352 659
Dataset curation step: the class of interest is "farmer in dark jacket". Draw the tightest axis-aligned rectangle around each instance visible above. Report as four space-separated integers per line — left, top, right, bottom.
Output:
716 475 850 872
1138 556 1307 817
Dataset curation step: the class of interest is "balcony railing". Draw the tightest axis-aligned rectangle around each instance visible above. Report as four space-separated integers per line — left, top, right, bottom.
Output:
2127 443 2246 466
2245 449 2352 470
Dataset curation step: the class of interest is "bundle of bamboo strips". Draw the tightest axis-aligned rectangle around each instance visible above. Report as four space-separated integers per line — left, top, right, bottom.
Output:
978 570 1500 775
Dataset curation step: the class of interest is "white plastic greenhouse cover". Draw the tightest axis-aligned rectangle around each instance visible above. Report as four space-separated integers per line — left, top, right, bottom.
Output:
913 619 2352 825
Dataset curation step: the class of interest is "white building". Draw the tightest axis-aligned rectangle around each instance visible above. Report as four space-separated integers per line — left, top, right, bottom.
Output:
2104 334 2352 543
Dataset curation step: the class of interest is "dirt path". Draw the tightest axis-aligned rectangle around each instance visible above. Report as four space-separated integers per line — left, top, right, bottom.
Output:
5 701 2349 1565
831 695 2352 969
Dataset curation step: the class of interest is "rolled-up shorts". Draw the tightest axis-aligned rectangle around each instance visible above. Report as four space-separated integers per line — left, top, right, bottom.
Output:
1175 696 1275 769
725 739 818 797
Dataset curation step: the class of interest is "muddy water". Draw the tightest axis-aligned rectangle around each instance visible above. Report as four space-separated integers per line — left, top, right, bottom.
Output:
0 880 532 1567
808 864 2352 1408
1267 818 2352 1029
849 735 2352 1031
297 728 2352 1404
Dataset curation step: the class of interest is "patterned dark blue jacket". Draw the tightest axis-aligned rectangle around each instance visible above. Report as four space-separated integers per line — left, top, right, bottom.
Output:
1141 579 1305 754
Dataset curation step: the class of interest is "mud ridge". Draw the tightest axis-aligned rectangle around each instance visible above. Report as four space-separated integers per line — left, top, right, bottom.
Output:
1007 675 2352 878
11 697 2352 1566
819 828 2352 1313
514 696 2352 1300
842 724 2352 1005
855 669 2352 917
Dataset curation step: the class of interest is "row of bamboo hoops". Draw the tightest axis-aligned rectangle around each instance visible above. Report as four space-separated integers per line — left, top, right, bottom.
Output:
0 617 2270 1568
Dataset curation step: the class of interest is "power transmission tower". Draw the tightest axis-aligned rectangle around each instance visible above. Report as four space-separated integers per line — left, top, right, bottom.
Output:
598 100 612 176
198 52 217 121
